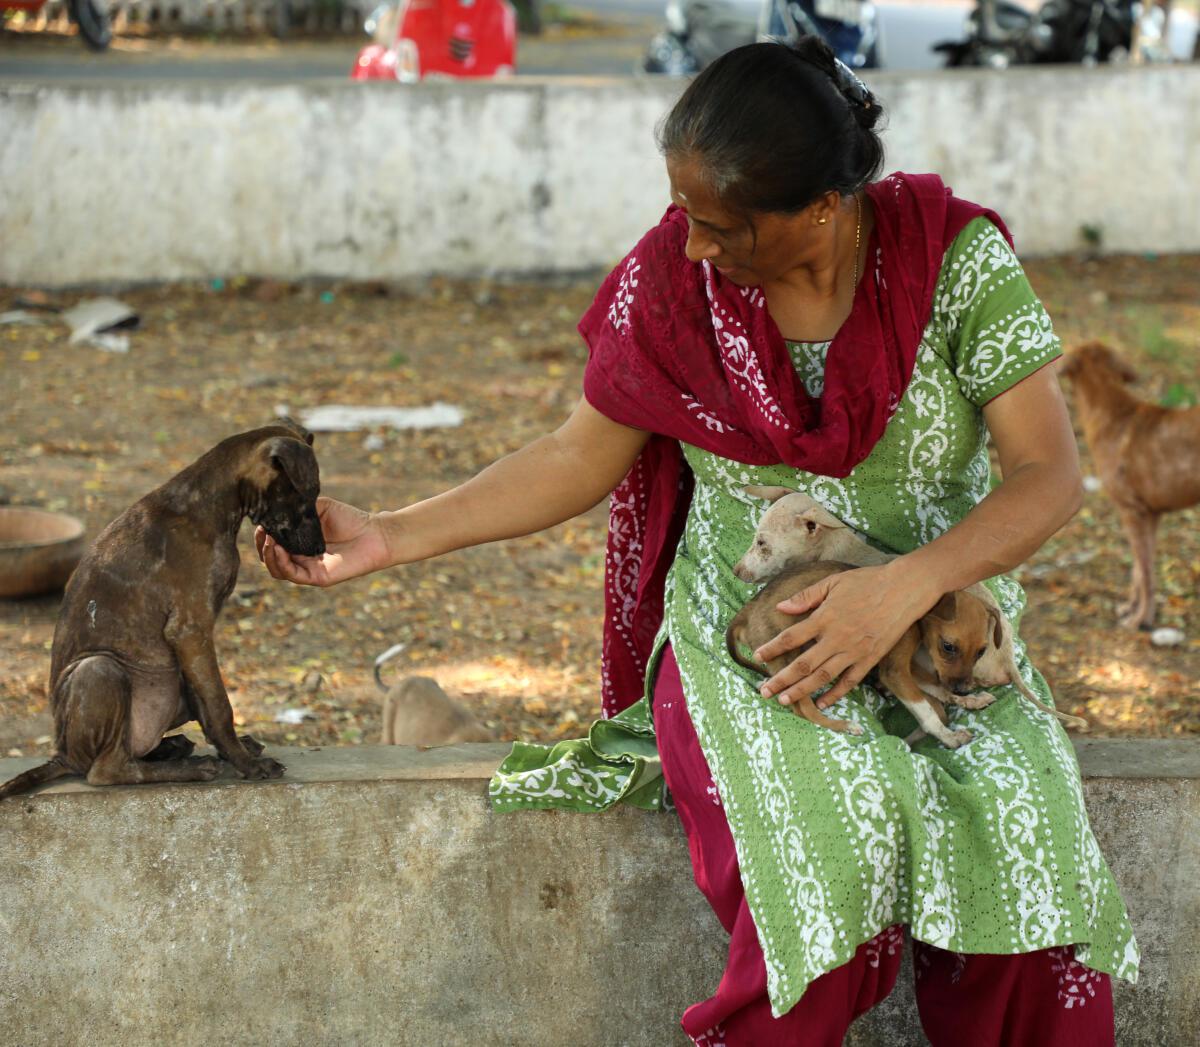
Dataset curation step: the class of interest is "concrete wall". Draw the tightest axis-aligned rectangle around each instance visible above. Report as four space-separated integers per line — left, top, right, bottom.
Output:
0 738 1197 1046
1 66 1198 287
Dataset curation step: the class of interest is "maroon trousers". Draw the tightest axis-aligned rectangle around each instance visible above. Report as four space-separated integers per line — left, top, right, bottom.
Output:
653 646 1114 1047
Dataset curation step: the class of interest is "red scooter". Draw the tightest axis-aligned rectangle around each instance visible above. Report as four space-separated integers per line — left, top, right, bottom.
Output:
351 0 517 82
2 0 111 50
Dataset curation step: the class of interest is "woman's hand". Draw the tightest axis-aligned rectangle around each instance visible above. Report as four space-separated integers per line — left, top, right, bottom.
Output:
255 496 392 588
753 560 939 711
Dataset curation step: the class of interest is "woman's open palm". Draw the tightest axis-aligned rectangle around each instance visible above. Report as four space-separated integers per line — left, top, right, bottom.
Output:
255 496 390 588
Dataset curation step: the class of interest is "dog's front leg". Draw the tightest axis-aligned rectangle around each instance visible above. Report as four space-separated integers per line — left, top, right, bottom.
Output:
1116 506 1159 630
912 663 996 711
167 613 284 780
879 667 972 749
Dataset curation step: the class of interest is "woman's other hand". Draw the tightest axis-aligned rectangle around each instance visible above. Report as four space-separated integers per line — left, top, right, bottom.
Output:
753 560 937 711
256 496 391 588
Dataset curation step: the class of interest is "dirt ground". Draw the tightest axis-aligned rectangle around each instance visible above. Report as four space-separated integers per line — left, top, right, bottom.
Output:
1 252 1198 759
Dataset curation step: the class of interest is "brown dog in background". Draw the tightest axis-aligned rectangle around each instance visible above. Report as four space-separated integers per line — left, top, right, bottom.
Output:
1060 342 1200 629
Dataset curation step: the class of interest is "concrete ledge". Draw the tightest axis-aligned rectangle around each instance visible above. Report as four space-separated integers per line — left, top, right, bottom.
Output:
1 740 1197 1045
2 67 1199 286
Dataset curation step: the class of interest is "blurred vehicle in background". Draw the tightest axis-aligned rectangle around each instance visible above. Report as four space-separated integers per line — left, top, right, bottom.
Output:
2 0 111 49
761 0 878 65
934 0 1195 66
641 0 755 73
642 0 876 74
352 0 517 81
935 0 1135 65
640 0 1195 73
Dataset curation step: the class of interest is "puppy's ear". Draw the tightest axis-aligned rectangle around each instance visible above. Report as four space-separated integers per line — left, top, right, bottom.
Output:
743 485 794 504
928 592 958 623
274 415 316 446
795 508 835 536
988 608 1004 650
1057 354 1079 379
266 437 319 494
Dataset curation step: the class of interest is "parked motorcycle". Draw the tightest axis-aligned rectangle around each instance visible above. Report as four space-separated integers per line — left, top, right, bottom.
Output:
1 0 111 50
934 0 1143 67
642 0 877 75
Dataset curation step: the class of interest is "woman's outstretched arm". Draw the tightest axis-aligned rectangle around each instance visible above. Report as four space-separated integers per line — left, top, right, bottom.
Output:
257 397 650 587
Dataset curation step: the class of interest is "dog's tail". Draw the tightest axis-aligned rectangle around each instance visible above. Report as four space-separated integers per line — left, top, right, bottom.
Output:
0 757 74 801
725 622 766 677
1012 672 1088 730
373 643 408 693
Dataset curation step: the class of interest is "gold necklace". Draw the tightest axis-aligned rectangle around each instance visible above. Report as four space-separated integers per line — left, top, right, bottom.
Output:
851 193 862 292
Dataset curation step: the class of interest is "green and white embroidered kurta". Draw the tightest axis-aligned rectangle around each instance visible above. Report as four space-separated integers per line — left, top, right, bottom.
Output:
490 218 1138 1016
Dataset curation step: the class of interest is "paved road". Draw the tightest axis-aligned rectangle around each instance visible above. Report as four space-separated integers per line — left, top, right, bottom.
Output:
0 0 973 80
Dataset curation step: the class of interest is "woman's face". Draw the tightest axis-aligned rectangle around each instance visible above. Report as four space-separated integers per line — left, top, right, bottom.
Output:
666 154 836 286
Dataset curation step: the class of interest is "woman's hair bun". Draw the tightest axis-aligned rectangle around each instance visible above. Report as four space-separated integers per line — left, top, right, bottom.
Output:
790 34 882 131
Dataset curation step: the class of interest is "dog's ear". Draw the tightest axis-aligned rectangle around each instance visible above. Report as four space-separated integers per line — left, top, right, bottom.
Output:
1058 354 1079 379
743 485 794 504
928 592 958 623
265 436 318 495
795 507 837 536
274 415 315 446
988 608 1004 650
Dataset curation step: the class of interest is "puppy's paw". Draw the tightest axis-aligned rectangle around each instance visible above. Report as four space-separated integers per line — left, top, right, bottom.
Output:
193 756 223 781
240 756 286 780
954 691 996 710
942 729 974 749
238 734 266 756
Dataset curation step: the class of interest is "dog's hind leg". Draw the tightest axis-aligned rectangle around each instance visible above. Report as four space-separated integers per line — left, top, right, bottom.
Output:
144 735 196 761
59 657 221 787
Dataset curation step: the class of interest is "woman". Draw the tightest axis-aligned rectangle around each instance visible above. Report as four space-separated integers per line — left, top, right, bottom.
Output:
260 40 1136 1046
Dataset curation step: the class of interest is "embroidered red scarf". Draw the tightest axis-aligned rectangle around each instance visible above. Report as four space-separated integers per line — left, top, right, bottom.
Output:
580 172 1011 717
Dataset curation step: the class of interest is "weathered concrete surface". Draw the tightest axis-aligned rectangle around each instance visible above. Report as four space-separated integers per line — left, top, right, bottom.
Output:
2 66 1199 287
0 739 1196 1046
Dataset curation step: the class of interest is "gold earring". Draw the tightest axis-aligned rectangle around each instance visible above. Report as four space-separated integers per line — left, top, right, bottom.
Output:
817 217 829 225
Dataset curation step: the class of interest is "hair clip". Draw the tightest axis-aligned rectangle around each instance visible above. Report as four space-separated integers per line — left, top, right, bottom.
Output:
833 57 872 108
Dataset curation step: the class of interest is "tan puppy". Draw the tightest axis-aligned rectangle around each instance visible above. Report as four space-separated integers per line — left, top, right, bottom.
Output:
374 645 493 747
727 561 867 736
1060 341 1200 629
726 561 1000 747
736 486 1087 730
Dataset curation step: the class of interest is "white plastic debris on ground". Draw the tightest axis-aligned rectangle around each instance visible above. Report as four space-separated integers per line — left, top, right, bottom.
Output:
274 708 317 724
62 296 139 353
1082 476 1104 493
293 404 465 432
1150 627 1186 648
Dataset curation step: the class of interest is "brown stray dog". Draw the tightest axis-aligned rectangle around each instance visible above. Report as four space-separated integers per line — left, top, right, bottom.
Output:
0 422 325 800
726 561 1000 748
1060 341 1200 629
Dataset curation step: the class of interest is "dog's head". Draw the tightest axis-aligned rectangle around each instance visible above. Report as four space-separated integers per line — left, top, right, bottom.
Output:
241 422 326 557
919 591 1002 696
1060 341 1139 384
734 487 847 582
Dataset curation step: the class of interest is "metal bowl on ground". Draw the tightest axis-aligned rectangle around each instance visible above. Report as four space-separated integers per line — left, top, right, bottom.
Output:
0 507 87 599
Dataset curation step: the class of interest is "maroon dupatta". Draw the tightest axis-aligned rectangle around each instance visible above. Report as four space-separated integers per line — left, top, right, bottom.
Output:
580 173 1011 716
